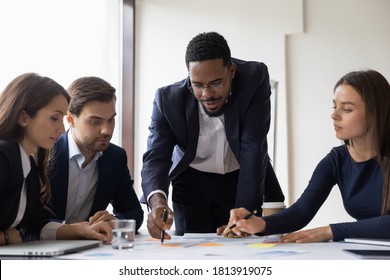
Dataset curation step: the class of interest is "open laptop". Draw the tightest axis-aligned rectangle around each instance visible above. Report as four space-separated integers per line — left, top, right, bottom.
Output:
0 240 101 257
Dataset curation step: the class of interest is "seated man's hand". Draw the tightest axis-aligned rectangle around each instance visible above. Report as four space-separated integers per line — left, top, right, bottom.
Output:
58 221 112 243
86 221 113 243
89 210 115 225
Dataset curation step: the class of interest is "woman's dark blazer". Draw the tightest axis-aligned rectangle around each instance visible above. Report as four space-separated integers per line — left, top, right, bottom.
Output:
0 139 48 239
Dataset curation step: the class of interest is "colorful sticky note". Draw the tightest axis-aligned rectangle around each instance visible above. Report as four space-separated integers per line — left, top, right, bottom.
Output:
161 243 181 247
198 243 223 247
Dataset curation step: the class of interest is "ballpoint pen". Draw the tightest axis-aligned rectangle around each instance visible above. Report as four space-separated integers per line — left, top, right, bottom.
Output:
228 210 257 230
161 209 168 244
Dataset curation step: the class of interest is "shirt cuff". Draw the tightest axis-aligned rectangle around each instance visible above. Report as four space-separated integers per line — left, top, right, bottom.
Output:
40 222 63 240
147 190 168 205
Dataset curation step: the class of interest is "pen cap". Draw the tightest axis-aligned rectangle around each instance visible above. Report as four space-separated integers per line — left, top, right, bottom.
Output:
262 202 286 216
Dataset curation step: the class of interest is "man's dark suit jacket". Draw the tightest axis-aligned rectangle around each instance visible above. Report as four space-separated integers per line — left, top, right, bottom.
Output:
0 139 48 240
48 132 144 230
141 58 284 214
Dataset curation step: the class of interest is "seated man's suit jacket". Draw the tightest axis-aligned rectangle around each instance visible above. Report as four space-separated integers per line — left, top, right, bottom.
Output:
48 132 144 230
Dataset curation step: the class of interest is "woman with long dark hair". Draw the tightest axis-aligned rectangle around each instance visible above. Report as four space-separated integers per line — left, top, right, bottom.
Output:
224 69 390 242
0 73 112 245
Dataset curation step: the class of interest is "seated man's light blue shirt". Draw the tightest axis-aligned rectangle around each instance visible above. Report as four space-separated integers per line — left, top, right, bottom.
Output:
65 132 103 223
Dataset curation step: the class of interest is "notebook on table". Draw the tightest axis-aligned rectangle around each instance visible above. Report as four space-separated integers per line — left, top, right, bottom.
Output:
0 240 101 257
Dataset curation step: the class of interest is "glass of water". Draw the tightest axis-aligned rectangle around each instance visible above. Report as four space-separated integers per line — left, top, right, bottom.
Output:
111 219 136 249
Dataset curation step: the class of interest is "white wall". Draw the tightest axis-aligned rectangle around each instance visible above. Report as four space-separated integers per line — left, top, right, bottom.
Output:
134 0 390 229
134 0 303 202
0 0 122 145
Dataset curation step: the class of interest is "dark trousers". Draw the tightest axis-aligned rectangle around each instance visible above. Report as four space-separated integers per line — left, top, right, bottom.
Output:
171 167 239 234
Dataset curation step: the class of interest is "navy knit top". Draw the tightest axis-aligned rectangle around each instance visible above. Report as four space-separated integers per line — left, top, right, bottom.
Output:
263 145 390 241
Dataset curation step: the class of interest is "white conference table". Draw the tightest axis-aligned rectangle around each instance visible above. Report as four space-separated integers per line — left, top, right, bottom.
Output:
57 231 390 260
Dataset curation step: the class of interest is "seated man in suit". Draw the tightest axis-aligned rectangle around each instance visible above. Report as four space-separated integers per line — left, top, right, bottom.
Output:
48 76 143 231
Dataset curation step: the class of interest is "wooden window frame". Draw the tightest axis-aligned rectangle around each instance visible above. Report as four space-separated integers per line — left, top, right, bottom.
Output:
122 0 135 174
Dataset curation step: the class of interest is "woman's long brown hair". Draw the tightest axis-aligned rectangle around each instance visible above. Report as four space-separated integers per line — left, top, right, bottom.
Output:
0 73 70 205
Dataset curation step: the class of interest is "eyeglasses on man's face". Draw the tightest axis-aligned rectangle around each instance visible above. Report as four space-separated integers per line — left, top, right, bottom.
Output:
188 68 231 95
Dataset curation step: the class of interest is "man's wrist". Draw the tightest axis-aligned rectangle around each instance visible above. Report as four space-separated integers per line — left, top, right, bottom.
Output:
149 193 168 209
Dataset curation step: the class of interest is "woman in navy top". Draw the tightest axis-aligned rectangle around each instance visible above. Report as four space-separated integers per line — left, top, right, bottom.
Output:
223 69 390 242
0 73 112 245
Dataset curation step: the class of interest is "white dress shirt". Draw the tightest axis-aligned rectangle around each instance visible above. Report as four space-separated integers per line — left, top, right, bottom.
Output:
147 102 240 203
190 103 239 174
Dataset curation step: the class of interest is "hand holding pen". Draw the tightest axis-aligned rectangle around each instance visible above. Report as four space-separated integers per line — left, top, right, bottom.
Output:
223 209 264 237
146 193 174 240
228 210 257 230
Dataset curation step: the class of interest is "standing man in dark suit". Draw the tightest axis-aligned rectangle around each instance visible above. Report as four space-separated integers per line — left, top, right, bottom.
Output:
48 77 143 231
141 32 284 239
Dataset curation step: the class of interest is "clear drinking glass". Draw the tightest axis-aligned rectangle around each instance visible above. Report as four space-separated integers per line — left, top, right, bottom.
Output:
111 219 136 249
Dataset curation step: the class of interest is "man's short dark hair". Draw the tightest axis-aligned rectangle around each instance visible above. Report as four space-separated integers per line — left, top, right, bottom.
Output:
185 32 231 69
68 76 116 116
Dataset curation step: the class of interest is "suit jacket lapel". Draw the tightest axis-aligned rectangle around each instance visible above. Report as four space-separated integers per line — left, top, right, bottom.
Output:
224 98 240 160
186 96 199 156
170 95 199 179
